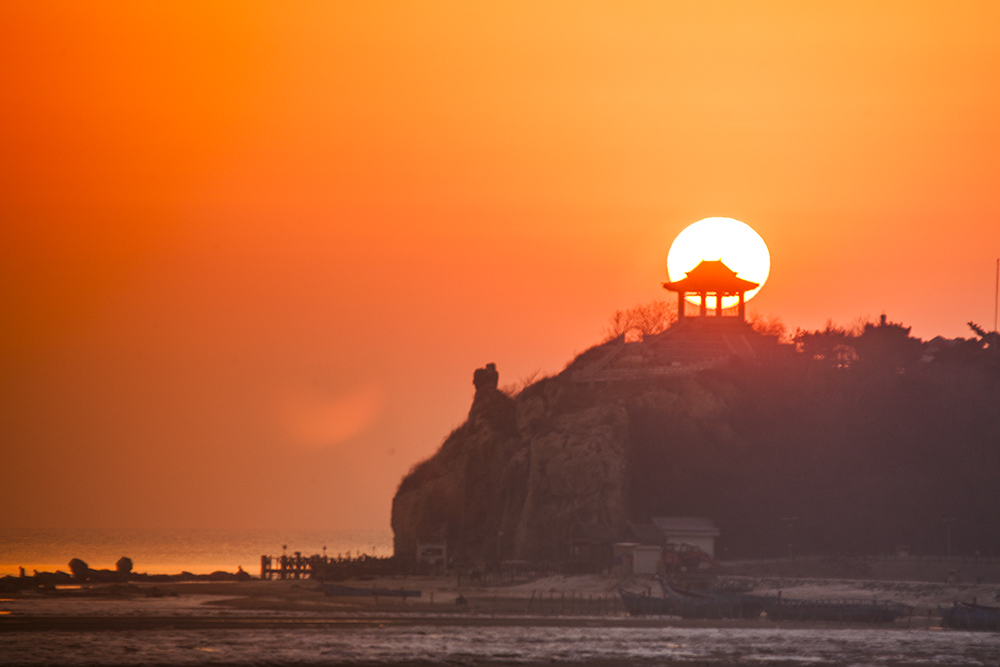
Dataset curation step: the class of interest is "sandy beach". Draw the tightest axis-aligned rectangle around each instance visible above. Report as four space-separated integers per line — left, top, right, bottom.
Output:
4 567 1000 666
7 569 999 618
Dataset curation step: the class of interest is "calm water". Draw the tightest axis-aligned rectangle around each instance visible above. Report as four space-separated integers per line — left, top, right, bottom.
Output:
3 623 999 666
0 527 393 576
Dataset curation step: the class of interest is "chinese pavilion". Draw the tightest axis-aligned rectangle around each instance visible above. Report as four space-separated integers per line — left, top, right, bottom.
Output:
662 259 759 322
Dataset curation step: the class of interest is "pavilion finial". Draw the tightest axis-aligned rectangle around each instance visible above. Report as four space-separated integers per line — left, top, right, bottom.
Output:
662 260 758 321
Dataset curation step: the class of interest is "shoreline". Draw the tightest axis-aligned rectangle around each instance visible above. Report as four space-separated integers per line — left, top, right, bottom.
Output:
0 612 944 633
4 577 998 667
3 572 996 623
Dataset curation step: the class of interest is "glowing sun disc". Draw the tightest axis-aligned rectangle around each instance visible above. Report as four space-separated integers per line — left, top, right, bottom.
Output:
667 217 770 310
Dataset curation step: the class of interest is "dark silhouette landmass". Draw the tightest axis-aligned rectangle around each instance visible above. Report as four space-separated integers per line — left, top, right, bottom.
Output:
392 316 1000 570
0 557 253 594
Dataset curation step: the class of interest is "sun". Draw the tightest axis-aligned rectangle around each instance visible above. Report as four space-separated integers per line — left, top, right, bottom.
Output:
667 217 770 310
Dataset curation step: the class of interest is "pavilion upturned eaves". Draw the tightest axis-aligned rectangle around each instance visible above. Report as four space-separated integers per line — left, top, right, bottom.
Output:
662 259 758 320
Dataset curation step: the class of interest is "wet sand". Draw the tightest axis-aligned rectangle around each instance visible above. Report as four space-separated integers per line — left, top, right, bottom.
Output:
4 574 1000 666
5 571 999 621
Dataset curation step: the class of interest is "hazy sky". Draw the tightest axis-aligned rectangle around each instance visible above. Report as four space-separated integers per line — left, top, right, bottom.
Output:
3 2 999 532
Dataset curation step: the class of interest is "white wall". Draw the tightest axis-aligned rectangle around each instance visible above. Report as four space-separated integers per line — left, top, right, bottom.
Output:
633 545 662 575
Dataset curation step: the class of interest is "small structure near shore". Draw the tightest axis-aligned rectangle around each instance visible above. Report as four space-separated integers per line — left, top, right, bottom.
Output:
260 550 395 580
260 552 319 580
652 517 721 557
416 542 447 574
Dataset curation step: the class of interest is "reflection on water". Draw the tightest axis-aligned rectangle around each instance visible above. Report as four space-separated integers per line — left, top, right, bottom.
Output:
0 527 392 576
2 624 999 666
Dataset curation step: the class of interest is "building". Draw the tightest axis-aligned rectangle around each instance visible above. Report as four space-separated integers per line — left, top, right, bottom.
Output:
416 543 447 573
573 259 778 385
612 542 664 576
651 517 721 557
662 259 759 321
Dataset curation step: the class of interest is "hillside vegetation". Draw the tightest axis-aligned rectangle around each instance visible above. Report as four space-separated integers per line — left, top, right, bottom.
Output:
391 318 1000 569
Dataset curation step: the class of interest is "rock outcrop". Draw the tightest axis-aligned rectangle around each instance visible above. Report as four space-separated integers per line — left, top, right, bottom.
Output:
392 361 632 567
392 324 1000 568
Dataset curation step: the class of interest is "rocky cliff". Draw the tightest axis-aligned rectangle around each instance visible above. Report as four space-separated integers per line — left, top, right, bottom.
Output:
392 355 633 567
391 322 1000 568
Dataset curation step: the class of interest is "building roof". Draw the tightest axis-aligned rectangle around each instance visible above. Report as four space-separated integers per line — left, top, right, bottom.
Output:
651 516 720 536
662 260 758 295
626 521 669 545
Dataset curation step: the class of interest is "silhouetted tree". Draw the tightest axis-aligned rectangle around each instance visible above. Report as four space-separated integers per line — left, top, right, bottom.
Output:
747 312 788 342
68 558 89 580
853 317 922 373
969 321 1000 356
604 300 676 342
115 556 133 574
968 321 989 339
793 321 857 369
500 369 544 397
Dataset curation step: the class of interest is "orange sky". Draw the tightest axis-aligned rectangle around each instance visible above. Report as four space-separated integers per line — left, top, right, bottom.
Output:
3 2 1000 532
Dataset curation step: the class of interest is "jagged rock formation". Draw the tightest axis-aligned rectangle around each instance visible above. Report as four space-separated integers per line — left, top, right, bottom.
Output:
392 361 632 568
391 321 1000 568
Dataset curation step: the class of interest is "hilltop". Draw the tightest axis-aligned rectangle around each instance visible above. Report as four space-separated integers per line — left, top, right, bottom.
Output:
391 317 1000 570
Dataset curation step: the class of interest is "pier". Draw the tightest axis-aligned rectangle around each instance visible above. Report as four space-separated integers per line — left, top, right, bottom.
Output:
259 552 331 580
259 550 396 580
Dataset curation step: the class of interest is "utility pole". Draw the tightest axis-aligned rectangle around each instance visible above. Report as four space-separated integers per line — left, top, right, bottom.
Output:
994 258 998 335
940 518 956 557
994 258 998 358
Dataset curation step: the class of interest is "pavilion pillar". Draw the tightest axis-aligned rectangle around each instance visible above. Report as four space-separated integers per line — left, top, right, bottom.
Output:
662 260 759 325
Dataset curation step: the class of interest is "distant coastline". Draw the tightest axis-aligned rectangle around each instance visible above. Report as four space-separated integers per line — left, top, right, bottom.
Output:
0 526 392 578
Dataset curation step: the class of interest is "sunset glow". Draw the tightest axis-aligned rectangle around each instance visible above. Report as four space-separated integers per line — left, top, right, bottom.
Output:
667 218 771 310
2 3 1000 536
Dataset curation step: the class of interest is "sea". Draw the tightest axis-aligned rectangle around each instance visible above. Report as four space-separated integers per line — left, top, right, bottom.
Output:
0 527 393 577
5 529 1000 665
3 620 999 666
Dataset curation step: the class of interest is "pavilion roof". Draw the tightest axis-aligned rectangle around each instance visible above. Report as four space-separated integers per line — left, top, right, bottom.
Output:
662 259 759 294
